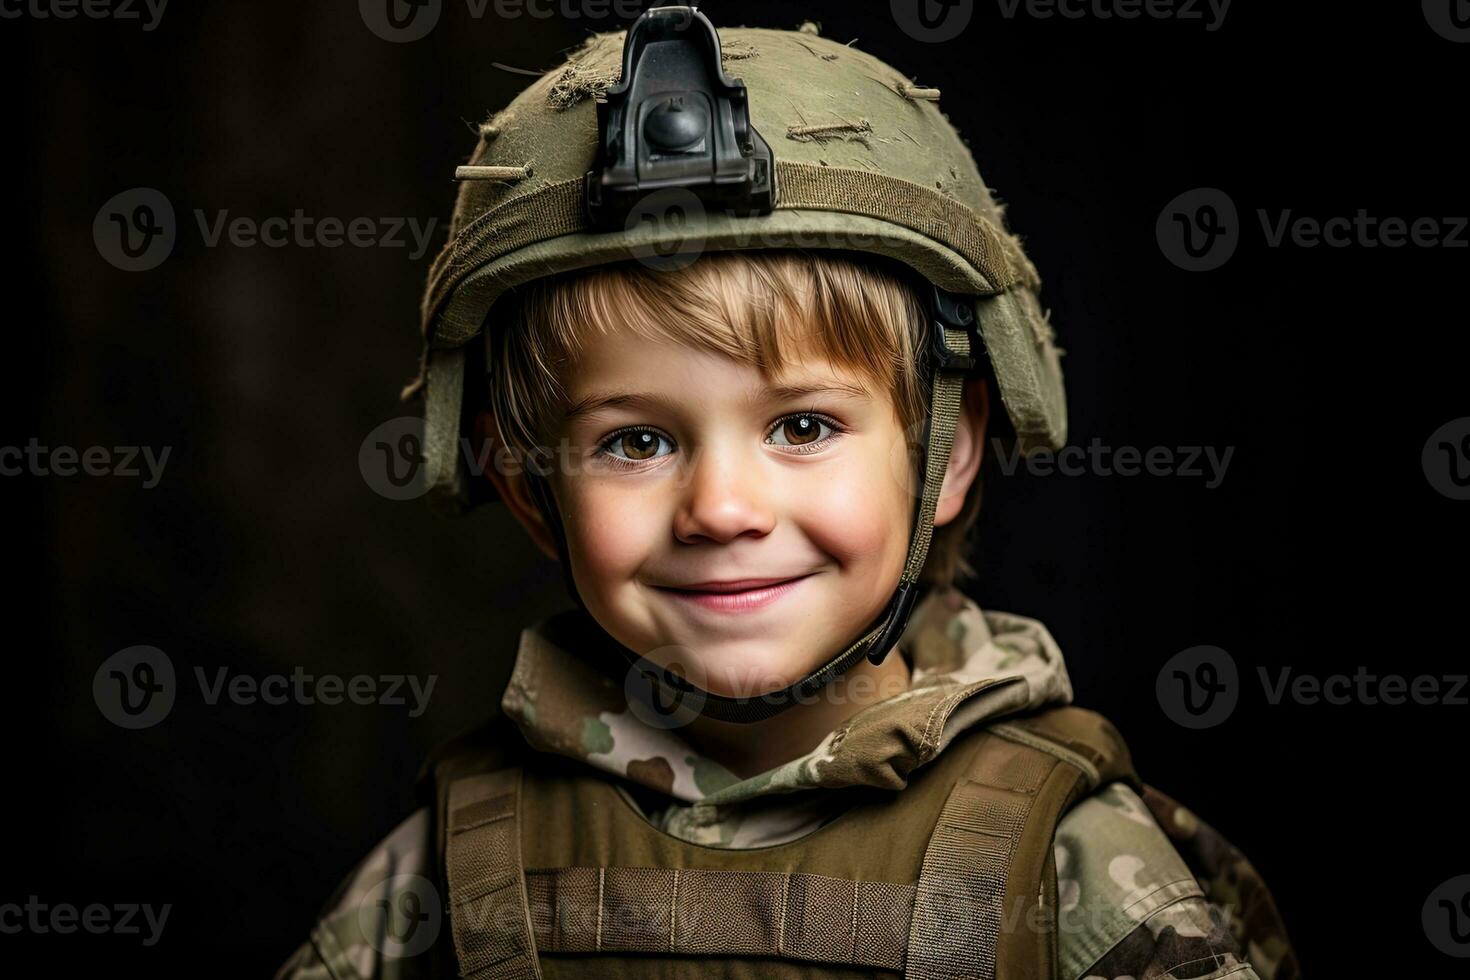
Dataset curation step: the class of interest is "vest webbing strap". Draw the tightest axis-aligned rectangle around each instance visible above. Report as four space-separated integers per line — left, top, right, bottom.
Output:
445 768 542 980
903 726 1103 980
524 867 915 970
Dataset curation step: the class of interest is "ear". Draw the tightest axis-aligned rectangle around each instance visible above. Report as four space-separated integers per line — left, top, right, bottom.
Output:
472 407 562 562
933 376 990 527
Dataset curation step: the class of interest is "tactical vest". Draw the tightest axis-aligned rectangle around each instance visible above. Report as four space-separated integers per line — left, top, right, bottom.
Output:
425 706 1140 980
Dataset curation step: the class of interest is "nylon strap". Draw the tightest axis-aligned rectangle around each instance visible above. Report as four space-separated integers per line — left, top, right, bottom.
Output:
905 323 970 584
524 867 915 970
445 769 542 980
903 724 1101 980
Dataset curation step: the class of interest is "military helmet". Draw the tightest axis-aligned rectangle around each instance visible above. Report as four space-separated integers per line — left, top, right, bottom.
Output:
408 5 1066 723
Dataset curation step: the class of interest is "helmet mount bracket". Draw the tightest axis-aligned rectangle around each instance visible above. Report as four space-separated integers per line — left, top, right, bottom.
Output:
584 5 776 231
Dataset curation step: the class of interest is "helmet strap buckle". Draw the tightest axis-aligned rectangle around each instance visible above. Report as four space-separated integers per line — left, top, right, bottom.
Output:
866 580 923 666
927 285 980 374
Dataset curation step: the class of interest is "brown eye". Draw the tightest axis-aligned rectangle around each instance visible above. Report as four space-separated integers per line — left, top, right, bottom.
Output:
783 417 820 445
769 414 834 448
609 430 666 461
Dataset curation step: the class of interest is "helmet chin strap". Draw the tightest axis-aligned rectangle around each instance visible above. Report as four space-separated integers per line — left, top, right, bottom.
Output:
522 285 979 724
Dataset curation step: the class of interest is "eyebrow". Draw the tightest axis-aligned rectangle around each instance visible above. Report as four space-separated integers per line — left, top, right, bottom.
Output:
559 379 874 426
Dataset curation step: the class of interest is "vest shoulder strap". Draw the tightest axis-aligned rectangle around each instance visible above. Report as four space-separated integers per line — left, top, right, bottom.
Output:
989 704 1142 796
444 765 541 980
903 705 1141 980
416 712 526 808
420 713 538 978
419 714 527 872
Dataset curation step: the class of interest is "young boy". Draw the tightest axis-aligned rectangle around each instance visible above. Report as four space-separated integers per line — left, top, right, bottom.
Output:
278 9 1297 979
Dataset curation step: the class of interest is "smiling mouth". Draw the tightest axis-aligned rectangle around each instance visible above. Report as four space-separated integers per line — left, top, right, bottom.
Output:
653 574 815 613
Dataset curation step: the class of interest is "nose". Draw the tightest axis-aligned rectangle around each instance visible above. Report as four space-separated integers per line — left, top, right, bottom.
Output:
671 439 777 544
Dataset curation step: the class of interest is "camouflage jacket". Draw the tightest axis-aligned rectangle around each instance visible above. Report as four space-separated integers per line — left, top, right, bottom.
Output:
275 586 1299 980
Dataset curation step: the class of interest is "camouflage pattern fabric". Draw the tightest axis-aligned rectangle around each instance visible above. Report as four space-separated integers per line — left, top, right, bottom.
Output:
275 586 1294 979
273 809 438 980
1138 785 1301 980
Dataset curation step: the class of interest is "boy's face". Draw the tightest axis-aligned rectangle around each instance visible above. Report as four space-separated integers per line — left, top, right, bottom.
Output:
484 322 988 699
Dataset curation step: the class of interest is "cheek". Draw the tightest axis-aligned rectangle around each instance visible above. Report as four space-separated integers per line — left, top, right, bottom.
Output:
800 441 913 571
558 482 659 588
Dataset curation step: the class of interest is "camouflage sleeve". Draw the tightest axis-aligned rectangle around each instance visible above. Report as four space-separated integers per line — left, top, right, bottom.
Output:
1053 782 1261 980
1138 784 1301 980
273 807 444 980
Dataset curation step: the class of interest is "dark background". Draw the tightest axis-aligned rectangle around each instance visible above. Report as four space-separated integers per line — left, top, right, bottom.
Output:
11 0 1465 974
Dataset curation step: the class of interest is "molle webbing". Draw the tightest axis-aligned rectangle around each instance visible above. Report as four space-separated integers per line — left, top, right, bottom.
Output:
445 769 543 980
439 707 1139 978
421 160 1039 347
525 868 913 969
904 723 1114 980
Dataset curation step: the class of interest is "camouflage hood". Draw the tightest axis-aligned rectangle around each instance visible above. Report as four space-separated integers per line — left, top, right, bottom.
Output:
500 584 1075 846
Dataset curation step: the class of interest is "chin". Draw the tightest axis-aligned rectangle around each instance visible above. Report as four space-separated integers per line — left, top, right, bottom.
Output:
670 639 830 701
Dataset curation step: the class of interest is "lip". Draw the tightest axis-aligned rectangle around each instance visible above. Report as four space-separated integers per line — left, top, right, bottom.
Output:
654 574 814 613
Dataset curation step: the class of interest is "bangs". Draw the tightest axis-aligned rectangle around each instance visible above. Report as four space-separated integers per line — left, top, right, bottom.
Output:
490 251 929 454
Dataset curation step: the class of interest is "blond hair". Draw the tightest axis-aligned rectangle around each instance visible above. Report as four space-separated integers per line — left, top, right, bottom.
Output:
481 250 988 587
